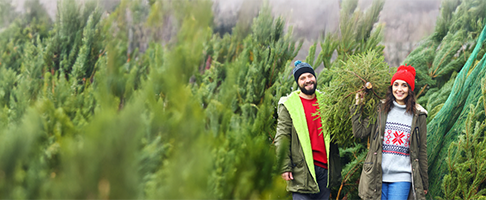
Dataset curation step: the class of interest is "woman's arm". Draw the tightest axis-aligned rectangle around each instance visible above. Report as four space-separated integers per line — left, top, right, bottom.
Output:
350 104 373 139
418 114 429 191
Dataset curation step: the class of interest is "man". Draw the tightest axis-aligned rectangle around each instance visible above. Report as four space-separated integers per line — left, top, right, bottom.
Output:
275 60 341 200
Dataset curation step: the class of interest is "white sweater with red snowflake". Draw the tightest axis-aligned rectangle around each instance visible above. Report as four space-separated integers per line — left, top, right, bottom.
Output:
381 101 413 183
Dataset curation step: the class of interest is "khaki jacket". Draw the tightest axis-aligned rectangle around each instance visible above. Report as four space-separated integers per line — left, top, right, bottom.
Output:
351 103 429 200
275 90 342 193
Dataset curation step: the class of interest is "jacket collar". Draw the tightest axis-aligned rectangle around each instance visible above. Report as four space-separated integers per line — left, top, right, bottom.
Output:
415 104 428 116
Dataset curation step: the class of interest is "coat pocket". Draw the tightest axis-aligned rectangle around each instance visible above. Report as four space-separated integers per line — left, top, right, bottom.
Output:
362 153 374 173
358 153 377 199
358 168 376 199
289 159 307 189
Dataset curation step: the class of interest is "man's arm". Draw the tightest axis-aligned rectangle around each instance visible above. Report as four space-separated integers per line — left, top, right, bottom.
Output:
275 104 293 177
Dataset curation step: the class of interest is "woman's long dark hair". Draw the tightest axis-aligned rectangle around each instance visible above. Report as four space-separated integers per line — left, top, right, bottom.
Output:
383 84 416 115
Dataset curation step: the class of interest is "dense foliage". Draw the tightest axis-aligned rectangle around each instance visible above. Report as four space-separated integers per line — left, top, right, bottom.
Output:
312 0 388 198
402 0 486 197
439 85 486 200
0 0 298 198
1 0 486 199
318 50 392 147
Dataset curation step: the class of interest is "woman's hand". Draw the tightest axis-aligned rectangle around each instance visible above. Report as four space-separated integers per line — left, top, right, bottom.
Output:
355 91 365 105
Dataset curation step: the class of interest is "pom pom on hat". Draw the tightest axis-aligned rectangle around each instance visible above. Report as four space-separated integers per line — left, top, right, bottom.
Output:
294 60 302 66
391 64 416 91
292 60 316 83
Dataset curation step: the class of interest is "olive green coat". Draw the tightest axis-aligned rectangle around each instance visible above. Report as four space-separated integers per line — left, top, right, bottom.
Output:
275 90 342 194
351 103 429 200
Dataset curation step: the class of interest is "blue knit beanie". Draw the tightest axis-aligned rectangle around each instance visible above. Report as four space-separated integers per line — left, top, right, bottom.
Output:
293 60 316 83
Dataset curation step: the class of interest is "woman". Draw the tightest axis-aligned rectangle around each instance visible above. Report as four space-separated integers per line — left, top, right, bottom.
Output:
351 65 428 200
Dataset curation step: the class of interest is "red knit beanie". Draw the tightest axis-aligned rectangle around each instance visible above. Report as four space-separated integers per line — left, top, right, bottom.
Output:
391 64 416 91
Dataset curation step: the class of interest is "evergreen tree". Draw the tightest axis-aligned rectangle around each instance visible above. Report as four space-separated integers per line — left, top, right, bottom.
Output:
6 0 481 199
193 3 301 198
439 79 486 199
403 0 486 106
427 23 486 198
318 50 392 146
311 0 387 198
0 0 300 198
397 0 486 197
319 51 392 199
311 0 385 74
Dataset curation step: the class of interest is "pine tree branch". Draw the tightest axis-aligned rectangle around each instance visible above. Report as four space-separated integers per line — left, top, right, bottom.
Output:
344 70 367 84
342 87 365 100
416 84 428 99
371 89 383 100
431 41 460 78
336 156 364 200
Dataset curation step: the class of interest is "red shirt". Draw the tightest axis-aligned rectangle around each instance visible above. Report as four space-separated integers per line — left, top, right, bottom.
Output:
300 96 328 169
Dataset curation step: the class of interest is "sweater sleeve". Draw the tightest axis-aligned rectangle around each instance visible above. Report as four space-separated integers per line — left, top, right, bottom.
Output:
350 104 373 139
275 104 292 173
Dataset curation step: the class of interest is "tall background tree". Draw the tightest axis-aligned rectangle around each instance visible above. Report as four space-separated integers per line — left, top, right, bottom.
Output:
403 0 486 197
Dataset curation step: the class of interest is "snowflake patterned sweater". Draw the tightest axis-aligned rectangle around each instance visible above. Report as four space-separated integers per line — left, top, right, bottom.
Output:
382 101 412 183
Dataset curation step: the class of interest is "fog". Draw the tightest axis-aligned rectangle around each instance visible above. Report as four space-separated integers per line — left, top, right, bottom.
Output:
12 0 441 67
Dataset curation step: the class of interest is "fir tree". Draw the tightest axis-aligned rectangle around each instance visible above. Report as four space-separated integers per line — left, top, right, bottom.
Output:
404 0 486 102
397 0 486 197
310 0 387 198
318 50 392 146
439 79 486 199
427 23 486 198
311 0 385 73
192 4 301 198
0 0 372 197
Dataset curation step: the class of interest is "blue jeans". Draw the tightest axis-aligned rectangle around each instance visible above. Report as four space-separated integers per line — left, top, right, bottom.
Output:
292 165 330 200
381 182 411 200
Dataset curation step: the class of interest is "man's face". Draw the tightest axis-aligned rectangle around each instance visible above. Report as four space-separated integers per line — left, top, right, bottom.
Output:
298 72 316 95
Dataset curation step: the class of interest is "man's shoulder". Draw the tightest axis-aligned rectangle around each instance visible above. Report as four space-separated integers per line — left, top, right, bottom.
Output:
278 96 290 105
278 90 299 105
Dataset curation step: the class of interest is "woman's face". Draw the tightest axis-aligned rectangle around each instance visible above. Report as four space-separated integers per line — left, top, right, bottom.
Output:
392 80 409 105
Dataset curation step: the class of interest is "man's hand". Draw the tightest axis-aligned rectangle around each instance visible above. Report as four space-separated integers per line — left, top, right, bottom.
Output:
281 172 293 181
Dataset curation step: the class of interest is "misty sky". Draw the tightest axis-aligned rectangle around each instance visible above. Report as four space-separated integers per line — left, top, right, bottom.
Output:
10 0 441 67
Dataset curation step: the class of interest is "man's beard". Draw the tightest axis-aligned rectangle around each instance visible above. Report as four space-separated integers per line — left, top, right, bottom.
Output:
299 82 316 95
